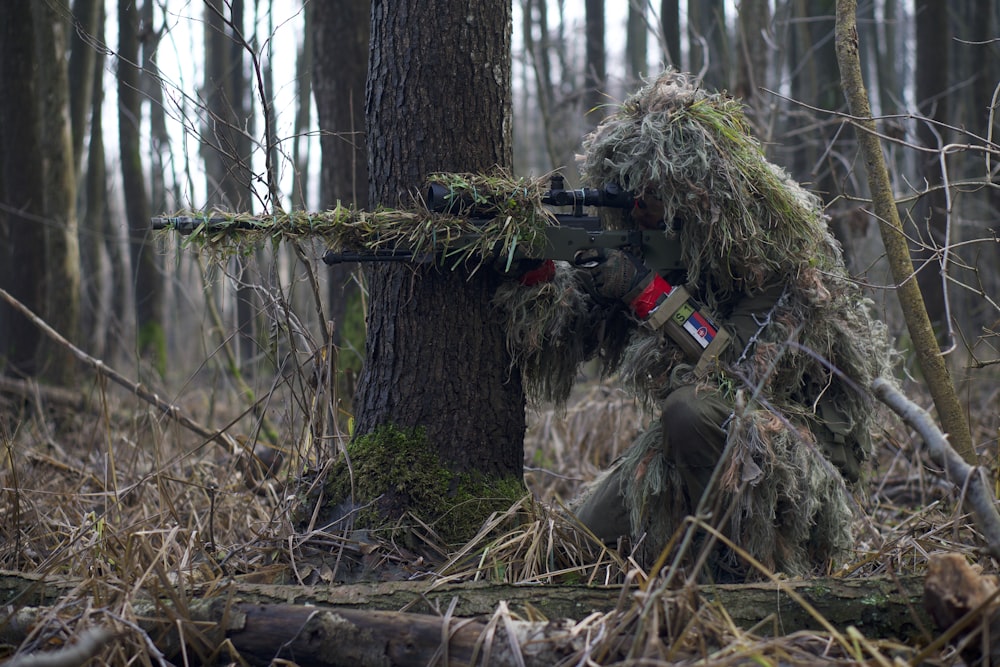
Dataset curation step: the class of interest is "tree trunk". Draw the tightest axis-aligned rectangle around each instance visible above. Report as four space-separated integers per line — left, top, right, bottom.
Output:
660 0 680 69
626 0 648 82
68 0 101 177
81 7 111 359
688 0 728 90
584 0 606 127
912 0 950 338
202 0 257 373
33 0 81 386
834 0 975 464
119 0 165 376
734 0 770 123
0 1 47 377
291 1 314 211
344 0 523 538
788 0 843 201
951 3 1000 348
523 0 560 173
313 0 369 368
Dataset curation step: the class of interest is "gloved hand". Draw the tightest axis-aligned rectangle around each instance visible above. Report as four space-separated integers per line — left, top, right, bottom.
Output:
575 248 653 304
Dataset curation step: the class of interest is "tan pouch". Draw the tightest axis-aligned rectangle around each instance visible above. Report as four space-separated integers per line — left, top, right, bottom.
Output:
644 285 730 372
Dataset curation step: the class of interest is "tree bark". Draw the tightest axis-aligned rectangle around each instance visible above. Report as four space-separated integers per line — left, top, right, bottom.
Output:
0 1 47 377
734 0 770 121
202 0 257 373
356 0 523 489
81 8 111 359
912 0 950 337
68 0 101 177
33 0 81 386
626 0 648 81
834 0 975 464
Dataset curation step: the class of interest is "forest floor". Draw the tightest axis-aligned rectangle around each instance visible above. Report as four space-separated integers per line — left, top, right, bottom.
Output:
0 361 998 665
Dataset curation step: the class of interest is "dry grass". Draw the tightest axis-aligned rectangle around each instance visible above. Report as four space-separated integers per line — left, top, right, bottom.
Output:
1 350 997 664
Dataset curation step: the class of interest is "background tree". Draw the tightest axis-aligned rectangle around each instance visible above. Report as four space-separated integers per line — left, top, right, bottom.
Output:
0 0 81 385
626 0 648 81
34 0 81 386
334 0 523 538
70 0 111 358
734 0 771 121
312 0 370 374
951 3 1000 349
119 0 164 376
688 0 728 89
202 0 258 371
0 2 48 378
584 0 606 127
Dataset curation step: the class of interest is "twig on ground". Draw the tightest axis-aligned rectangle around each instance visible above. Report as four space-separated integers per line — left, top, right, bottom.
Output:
4 627 114 667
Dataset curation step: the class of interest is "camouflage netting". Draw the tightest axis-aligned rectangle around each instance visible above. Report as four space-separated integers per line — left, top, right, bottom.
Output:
156 172 557 274
493 70 896 576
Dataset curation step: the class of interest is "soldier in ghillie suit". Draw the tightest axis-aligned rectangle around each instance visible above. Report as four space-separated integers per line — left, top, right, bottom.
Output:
494 71 896 579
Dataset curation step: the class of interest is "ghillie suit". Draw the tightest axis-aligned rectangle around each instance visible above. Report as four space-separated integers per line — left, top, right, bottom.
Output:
494 71 895 577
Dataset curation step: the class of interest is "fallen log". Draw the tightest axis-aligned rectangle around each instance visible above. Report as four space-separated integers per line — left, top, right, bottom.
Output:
1 566 933 666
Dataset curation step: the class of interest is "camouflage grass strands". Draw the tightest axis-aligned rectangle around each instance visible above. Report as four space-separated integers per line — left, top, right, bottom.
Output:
580 71 828 299
158 172 555 274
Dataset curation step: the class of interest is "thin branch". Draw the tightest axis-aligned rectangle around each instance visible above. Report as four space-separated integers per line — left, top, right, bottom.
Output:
872 377 1000 560
0 287 238 454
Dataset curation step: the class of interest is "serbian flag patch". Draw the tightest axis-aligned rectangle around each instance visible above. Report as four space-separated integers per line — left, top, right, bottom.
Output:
672 303 717 349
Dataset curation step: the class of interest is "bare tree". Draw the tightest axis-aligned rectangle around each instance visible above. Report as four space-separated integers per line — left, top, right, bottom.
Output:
584 0 607 127
735 0 771 121
202 0 258 371
626 0 648 82
660 0 681 68
120 0 165 375
689 0 728 89
0 1 47 378
911 0 950 339
312 0 370 365
835 0 975 464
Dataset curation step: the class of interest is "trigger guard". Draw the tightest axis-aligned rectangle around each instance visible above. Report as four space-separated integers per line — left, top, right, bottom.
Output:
574 249 602 268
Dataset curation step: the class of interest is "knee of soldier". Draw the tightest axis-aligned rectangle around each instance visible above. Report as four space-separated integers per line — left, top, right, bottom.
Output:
661 385 701 436
660 385 726 465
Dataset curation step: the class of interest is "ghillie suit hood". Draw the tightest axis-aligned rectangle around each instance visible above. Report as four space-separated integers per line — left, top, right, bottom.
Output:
495 71 896 576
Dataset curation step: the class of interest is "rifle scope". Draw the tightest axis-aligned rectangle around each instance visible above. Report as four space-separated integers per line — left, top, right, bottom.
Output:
425 175 634 217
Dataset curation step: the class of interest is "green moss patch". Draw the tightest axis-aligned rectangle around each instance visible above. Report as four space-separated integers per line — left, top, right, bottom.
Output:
322 425 526 545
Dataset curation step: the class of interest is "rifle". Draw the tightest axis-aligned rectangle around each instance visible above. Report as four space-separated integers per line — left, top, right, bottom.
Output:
151 175 684 274
323 175 682 273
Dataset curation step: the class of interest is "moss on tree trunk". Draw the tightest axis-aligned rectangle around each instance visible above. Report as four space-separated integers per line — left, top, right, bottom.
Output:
315 426 525 546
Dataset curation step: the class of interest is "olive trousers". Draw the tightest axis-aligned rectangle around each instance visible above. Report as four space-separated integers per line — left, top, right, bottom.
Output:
573 384 732 545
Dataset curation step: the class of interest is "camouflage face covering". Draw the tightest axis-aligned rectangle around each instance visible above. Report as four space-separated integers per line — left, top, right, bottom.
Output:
579 70 830 305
